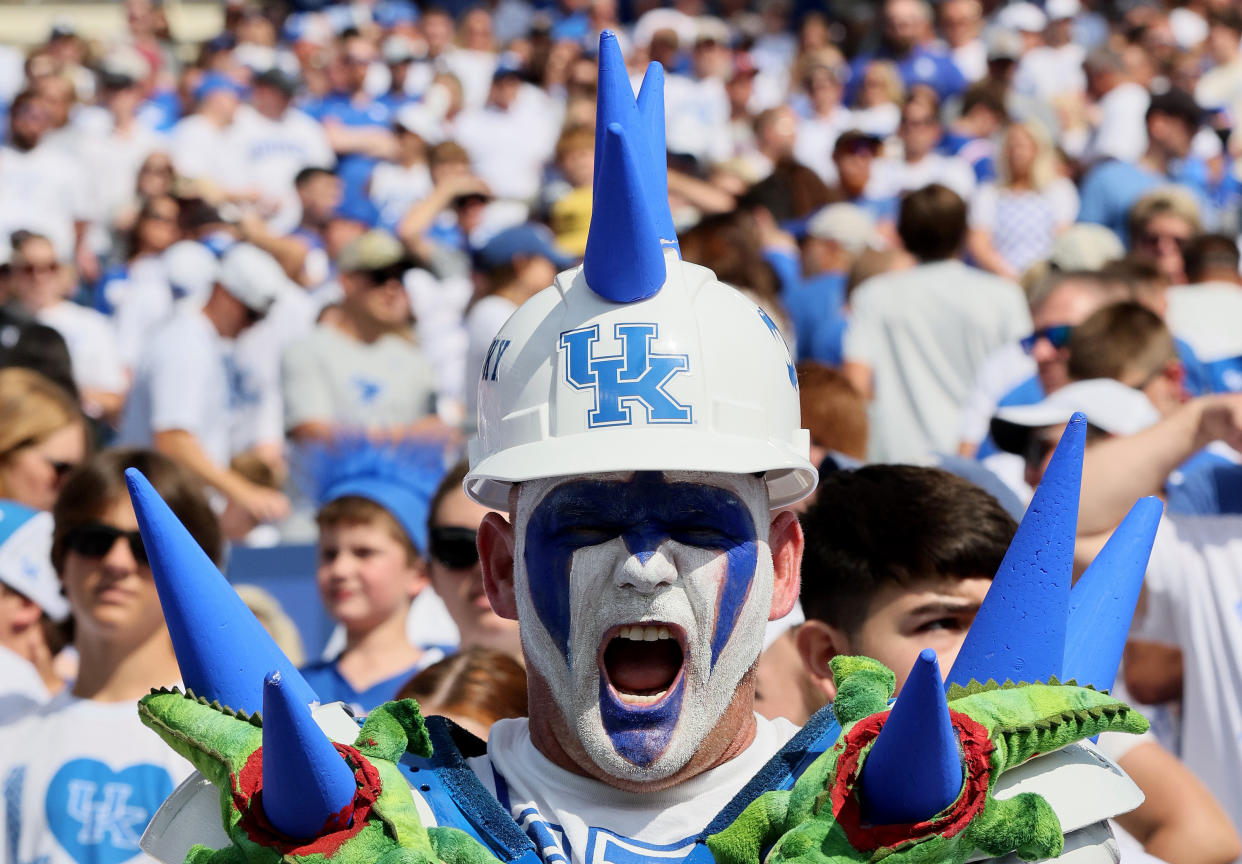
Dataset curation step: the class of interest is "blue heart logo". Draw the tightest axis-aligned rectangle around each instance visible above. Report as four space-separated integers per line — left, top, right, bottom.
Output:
45 759 173 864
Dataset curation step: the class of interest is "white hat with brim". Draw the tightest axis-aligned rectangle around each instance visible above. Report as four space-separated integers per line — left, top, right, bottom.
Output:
990 378 1160 457
0 503 69 622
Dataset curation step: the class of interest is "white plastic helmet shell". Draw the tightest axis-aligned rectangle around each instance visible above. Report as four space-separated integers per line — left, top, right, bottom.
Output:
464 249 816 511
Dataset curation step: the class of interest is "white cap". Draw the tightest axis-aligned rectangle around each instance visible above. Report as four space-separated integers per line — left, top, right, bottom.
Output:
394 104 443 144
1045 0 1081 21
990 379 1160 456
1048 223 1124 271
217 244 288 315
806 203 881 256
0 502 69 622
999 2 1048 32
163 240 218 306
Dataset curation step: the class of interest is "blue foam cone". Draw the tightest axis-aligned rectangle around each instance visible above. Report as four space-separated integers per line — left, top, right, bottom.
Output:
946 414 1087 688
583 121 667 303
635 61 679 250
860 650 963 824
125 468 319 714
1065 496 1163 691
593 31 643 202
261 671 357 839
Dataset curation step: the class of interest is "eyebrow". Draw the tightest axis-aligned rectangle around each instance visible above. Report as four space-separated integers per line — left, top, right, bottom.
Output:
906 599 982 617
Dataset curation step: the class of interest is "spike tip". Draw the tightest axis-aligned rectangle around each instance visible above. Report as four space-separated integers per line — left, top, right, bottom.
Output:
860 650 963 824
947 413 1087 687
261 671 358 839
1065 496 1162 691
124 468 319 714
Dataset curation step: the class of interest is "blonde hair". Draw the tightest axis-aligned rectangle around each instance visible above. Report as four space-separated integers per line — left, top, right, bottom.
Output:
235 584 306 666
0 368 84 489
857 61 904 107
1128 186 1202 239
996 121 1058 192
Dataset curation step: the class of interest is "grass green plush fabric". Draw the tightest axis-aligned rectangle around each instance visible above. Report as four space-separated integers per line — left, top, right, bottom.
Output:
707 657 1148 864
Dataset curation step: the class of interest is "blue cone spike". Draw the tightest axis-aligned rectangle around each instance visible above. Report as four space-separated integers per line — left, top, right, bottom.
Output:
1065 496 1163 691
584 121 667 302
593 31 643 202
947 414 1087 688
635 61 679 249
860 650 963 825
124 468 319 714
261 671 357 839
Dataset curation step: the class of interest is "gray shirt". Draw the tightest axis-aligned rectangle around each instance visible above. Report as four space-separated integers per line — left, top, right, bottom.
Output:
844 260 1032 464
281 324 437 432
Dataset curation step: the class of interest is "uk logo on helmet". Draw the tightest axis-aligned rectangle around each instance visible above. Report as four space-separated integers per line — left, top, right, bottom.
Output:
560 323 692 428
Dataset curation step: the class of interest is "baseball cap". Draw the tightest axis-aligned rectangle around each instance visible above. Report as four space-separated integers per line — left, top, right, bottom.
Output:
194 71 246 103
163 240 219 304
990 378 1160 457
476 222 575 270
806 204 881 256
98 47 150 89
382 34 422 65
373 0 419 29
999 2 1048 33
217 244 288 315
1046 0 1081 21
0 501 69 622
987 29 1024 61
493 52 525 81
337 229 408 274
1048 223 1124 271
253 67 298 96
394 104 443 144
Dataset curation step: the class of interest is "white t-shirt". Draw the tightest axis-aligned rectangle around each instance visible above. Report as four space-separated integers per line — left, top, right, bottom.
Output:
105 256 177 370
1087 82 1149 165
957 340 1036 447
0 690 193 864
469 715 799 864
793 107 853 185
1166 282 1242 364
867 152 976 201
1134 514 1242 834
0 144 89 260
118 310 233 467
844 260 1032 463
232 106 335 234
370 161 433 229
0 645 50 725
37 301 128 395
169 115 249 194
454 94 557 202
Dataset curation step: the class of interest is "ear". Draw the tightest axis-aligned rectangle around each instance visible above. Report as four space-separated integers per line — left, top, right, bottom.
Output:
768 509 803 621
405 556 429 599
795 619 851 702
478 511 518 620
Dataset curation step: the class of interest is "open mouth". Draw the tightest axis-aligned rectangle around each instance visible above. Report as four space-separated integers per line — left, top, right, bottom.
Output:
599 623 686 707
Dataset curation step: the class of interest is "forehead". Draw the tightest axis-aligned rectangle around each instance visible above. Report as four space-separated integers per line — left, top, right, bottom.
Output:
514 471 768 516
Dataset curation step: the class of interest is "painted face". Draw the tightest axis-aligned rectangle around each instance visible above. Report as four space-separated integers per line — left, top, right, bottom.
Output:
512 470 773 783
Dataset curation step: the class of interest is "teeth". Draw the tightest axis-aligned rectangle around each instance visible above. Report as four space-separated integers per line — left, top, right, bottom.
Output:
620 690 669 706
615 625 675 642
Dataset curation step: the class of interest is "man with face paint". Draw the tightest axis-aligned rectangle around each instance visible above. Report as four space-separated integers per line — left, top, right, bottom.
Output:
125 30 1160 864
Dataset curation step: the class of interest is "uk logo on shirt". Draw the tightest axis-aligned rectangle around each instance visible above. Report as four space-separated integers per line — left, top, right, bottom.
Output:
41 760 173 864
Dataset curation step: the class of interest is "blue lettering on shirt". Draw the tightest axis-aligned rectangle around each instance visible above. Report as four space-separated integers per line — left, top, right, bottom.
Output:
44 759 173 864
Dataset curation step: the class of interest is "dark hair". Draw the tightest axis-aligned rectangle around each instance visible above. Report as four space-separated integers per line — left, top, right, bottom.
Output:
1183 233 1240 283
960 81 1007 120
800 465 1016 635
52 448 222 572
429 460 470 528
740 159 832 223
397 648 528 730
1067 301 1175 384
678 210 780 303
797 363 868 460
897 184 967 261
294 166 335 189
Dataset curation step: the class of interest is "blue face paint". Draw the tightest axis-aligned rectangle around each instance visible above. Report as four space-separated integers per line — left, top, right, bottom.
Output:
522 472 759 767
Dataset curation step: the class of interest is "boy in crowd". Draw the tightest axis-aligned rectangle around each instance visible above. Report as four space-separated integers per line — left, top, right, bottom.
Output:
797 464 1240 864
300 442 447 713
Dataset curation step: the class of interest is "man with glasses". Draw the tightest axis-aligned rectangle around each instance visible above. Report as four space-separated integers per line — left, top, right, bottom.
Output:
282 229 438 444
118 243 291 524
868 96 976 200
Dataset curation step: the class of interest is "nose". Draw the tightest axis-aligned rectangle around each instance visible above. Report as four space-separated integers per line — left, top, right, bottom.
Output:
615 542 677 594
1030 336 1060 363
100 536 140 574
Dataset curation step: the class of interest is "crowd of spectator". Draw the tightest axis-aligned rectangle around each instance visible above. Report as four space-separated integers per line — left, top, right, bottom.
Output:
3 0 1242 861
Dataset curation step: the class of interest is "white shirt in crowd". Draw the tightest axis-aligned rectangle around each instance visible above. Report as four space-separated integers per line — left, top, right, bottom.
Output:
0 690 193 864
1134 514 1242 837
1166 282 1242 369
105 256 177 370
793 106 853 185
454 86 557 203
0 142 89 260
1086 81 1149 164
867 152 977 201
36 300 128 397
232 105 335 234
118 309 234 468
169 114 249 195
469 714 798 864
0 644 51 725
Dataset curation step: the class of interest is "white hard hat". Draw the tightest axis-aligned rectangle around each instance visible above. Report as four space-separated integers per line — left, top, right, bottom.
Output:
464 32 816 511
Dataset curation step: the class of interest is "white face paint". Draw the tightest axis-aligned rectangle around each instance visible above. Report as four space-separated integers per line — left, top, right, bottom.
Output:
511 470 774 783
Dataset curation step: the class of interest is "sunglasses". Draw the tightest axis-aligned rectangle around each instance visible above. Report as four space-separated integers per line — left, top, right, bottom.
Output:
362 263 408 286
1019 324 1073 354
64 523 148 565
429 526 479 569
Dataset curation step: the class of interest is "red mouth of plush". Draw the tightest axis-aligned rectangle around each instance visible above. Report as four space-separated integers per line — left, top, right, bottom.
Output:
599 622 687 706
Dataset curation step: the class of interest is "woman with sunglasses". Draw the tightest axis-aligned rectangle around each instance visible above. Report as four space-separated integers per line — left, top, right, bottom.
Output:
0 448 220 864
425 461 521 659
0 368 88 512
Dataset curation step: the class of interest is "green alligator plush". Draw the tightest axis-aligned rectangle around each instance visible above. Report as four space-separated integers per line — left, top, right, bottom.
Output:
137 687 502 864
707 656 1149 864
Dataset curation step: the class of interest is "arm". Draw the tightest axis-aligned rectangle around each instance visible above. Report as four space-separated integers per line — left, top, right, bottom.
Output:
153 429 290 522
666 168 736 215
965 228 1018 280
322 120 399 160
237 212 311 285
842 361 873 400
1114 739 1241 864
396 174 490 249
1078 394 1242 535
1121 640 1184 706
